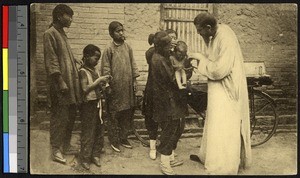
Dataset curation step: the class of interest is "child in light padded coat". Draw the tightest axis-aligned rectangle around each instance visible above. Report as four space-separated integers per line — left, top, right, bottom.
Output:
101 21 140 152
170 41 189 89
78 44 111 170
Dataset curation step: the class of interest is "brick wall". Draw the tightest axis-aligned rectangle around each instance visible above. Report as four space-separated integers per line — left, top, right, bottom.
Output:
214 4 297 124
30 3 297 127
124 3 161 88
30 3 161 123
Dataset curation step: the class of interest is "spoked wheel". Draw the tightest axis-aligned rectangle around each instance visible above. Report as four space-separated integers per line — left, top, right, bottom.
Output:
130 93 150 147
249 89 278 147
131 121 150 147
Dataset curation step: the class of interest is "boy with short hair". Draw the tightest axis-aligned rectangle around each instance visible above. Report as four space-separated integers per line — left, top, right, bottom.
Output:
78 44 111 170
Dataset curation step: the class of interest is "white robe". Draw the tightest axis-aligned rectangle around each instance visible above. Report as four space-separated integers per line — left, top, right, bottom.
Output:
197 24 252 175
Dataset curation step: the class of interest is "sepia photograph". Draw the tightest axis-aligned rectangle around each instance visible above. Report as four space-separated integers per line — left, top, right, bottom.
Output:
29 3 297 175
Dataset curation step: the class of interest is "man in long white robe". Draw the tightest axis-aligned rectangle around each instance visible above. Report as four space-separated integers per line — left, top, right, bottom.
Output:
189 13 252 175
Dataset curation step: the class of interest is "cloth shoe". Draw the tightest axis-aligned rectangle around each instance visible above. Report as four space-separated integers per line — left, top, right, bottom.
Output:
92 156 101 167
170 150 175 161
120 139 132 149
149 140 156 160
190 154 204 165
81 162 90 170
111 144 121 152
170 159 184 167
52 149 67 164
160 154 175 175
170 150 183 167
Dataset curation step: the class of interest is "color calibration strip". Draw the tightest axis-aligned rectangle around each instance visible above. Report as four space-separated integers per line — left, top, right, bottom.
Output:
2 5 28 173
3 5 10 173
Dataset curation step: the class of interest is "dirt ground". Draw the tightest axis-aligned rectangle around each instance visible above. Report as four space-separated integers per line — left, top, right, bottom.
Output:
30 130 297 175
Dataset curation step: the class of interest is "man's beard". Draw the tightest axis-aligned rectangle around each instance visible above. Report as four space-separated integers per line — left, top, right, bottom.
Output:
202 36 210 46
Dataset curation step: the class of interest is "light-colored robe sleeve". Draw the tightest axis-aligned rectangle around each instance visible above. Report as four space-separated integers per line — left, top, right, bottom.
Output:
43 32 61 76
198 36 235 80
101 47 112 76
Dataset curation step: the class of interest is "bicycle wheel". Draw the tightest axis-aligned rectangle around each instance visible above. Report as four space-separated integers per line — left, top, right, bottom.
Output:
131 119 150 147
130 93 150 147
249 89 278 147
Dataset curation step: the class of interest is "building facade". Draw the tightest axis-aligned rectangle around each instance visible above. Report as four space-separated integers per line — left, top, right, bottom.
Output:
30 3 297 130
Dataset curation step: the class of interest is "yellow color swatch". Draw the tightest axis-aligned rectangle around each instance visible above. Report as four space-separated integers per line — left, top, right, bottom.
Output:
3 48 8 90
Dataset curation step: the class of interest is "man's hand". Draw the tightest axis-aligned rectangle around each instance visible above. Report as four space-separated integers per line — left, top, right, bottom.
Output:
188 53 206 61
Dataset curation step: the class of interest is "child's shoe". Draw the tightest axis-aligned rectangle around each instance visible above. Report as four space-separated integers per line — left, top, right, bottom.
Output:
92 156 101 167
120 139 132 149
81 162 90 170
111 144 121 152
160 154 175 175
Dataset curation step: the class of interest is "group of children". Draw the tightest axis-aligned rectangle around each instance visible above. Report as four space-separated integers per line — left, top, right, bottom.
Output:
78 30 192 171
77 32 191 171
44 4 193 172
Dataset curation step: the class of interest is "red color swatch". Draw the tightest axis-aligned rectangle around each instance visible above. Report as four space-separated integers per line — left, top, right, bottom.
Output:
2 6 9 48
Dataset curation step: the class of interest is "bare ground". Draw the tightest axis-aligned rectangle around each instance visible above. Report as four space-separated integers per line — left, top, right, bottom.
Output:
30 130 297 175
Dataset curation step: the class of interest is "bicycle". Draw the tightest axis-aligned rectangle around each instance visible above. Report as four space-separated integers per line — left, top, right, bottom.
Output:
247 75 278 147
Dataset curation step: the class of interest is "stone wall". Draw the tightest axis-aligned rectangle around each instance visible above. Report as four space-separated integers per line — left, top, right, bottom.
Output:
30 3 297 127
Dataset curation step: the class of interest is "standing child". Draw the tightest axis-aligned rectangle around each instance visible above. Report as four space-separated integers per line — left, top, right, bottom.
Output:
170 41 189 89
144 29 178 160
101 21 140 152
150 31 188 175
78 44 111 170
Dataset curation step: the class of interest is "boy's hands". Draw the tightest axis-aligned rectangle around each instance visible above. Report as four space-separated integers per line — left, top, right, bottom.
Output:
99 75 112 82
95 75 112 85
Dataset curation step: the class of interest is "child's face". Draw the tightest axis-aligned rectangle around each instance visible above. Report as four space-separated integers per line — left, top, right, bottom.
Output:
113 25 125 42
175 47 187 61
86 51 101 67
